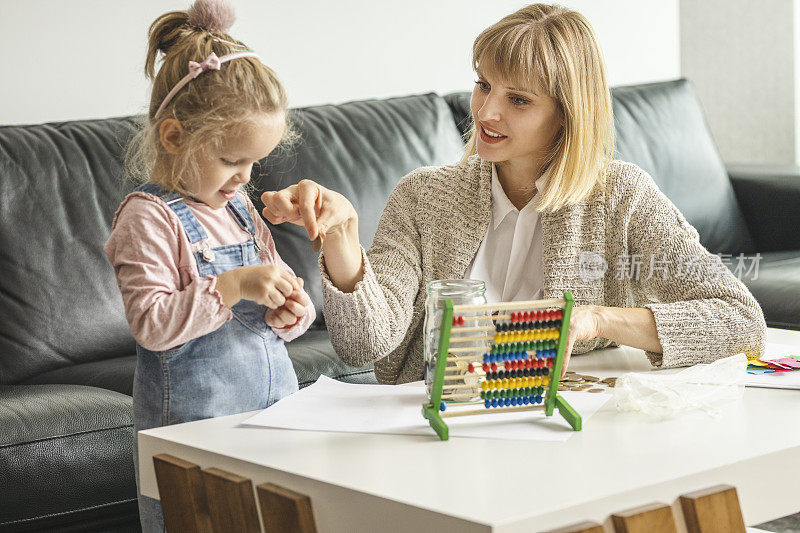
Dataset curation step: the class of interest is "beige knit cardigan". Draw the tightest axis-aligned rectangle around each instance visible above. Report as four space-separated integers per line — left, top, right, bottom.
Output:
320 155 767 384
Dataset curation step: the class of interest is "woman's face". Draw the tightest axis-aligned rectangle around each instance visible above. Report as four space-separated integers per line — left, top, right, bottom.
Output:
470 68 563 170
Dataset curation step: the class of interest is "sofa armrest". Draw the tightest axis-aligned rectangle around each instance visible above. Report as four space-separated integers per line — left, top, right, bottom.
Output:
727 164 800 252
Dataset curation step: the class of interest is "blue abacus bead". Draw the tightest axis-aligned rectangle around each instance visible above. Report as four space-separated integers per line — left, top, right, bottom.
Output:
440 402 447 411
485 399 491 409
537 394 543 403
510 397 517 406
491 398 498 408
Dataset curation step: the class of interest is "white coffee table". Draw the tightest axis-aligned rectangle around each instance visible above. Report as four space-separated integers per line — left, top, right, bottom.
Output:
139 328 800 532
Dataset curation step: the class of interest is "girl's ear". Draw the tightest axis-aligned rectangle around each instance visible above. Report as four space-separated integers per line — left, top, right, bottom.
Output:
159 118 184 154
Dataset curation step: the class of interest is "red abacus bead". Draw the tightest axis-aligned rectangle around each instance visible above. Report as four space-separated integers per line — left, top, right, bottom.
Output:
526 359 534 369
547 358 554 367
468 363 474 373
536 310 543 321
555 309 563 319
522 311 530 320
483 363 490 372
491 362 498 372
452 317 458 326
459 316 465 326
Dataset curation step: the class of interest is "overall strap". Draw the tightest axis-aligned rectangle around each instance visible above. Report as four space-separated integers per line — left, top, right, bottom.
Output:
226 193 256 234
134 182 208 244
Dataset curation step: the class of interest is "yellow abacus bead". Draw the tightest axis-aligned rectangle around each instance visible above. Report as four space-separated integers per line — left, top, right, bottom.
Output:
523 377 531 387
481 381 489 391
502 378 509 389
491 379 498 390
534 376 542 386
493 333 500 343
524 331 533 341
543 376 550 386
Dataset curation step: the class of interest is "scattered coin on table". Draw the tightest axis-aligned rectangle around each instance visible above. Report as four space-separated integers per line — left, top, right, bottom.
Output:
559 373 617 391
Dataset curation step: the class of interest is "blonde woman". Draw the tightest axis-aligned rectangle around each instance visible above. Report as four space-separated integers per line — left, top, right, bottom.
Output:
262 3 766 384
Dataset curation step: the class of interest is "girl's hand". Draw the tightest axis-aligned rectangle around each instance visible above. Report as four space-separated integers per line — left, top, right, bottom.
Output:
561 305 603 378
264 278 312 328
232 265 299 309
261 179 357 242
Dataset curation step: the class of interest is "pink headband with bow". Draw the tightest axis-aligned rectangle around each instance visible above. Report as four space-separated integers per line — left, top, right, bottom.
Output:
154 51 262 120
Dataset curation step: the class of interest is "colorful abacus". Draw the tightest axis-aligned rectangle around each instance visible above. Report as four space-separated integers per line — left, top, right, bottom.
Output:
422 291 580 440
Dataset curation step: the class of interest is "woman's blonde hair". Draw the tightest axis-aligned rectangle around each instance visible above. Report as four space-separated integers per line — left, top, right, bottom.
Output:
126 5 293 196
462 3 615 212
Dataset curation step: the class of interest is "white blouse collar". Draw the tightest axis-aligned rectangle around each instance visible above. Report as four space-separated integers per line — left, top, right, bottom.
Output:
490 163 549 229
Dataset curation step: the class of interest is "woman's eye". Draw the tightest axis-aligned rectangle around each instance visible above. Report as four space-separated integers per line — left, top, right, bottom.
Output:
221 158 238 166
510 96 530 106
475 80 490 92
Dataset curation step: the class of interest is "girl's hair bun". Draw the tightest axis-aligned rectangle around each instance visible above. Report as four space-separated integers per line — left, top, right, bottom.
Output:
187 0 236 34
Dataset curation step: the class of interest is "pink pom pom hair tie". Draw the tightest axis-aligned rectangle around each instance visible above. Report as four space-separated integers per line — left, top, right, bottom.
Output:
153 51 262 120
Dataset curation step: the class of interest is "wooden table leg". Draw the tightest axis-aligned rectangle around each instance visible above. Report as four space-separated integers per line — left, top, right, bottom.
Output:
679 484 746 533
257 482 317 533
152 454 212 533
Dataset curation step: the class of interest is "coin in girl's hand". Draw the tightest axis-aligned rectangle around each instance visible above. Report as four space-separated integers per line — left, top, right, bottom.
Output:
312 235 323 252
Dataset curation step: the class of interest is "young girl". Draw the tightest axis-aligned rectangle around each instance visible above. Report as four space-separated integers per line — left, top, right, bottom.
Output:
104 1 314 530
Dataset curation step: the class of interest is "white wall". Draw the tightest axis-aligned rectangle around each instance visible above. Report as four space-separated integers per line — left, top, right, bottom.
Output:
0 0 679 125
680 0 797 165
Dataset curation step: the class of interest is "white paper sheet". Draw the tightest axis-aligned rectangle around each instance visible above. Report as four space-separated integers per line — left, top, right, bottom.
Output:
242 376 611 441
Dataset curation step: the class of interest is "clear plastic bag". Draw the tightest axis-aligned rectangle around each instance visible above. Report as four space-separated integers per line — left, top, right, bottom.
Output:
613 353 747 418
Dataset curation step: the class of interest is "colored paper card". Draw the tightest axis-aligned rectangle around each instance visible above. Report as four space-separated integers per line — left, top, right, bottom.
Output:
769 358 800 369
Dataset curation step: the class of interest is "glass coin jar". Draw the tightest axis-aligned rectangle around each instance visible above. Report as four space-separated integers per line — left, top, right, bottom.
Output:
423 279 487 398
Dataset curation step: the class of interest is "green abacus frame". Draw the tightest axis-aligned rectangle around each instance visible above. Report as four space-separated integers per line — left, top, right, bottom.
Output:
422 291 580 440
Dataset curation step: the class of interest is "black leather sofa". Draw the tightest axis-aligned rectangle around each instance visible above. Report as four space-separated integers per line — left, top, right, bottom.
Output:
1 78 798 531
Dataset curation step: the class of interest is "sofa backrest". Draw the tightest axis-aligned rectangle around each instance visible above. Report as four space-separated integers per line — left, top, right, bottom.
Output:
0 93 464 383
612 79 755 253
445 78 756 254
0 117 140 384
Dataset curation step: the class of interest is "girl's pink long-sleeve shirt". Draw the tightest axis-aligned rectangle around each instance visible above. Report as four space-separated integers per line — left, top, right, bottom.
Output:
104 190 315 352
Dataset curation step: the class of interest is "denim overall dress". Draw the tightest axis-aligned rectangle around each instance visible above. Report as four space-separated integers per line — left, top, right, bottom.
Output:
131 182 299 532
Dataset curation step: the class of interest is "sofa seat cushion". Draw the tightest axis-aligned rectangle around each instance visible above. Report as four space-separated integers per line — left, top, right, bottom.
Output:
21 355 136 396
0 384 136 529
733 251 800 330
287 329 376 388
